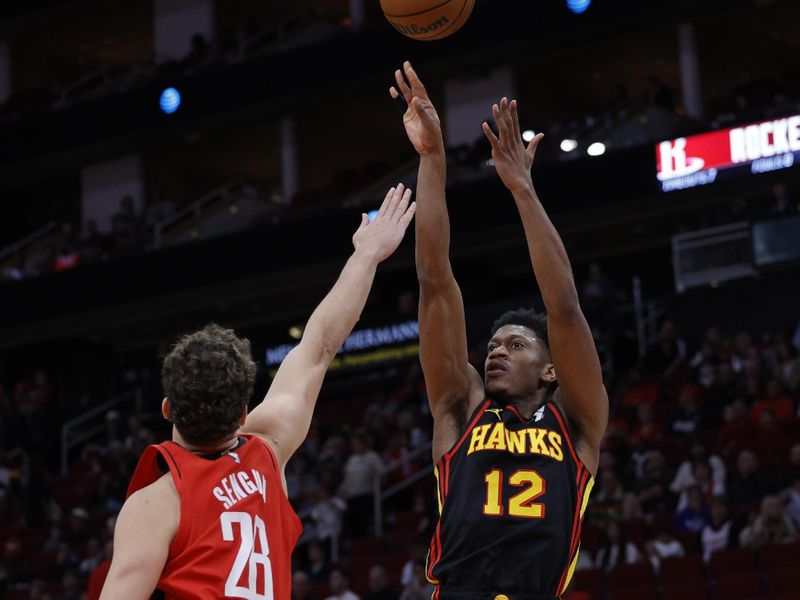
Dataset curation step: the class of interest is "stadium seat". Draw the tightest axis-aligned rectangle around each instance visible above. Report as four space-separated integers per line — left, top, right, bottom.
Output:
609 562 654 589
659 554 705 582
623 518 649 546
713 572 762 599
759 541 800 571
661 579 709 600
610 584 659 600
708 547 755 577
570 567 604 598
766 567 800 597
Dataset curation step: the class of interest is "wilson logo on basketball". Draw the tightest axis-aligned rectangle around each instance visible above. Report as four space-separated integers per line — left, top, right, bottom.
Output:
389 16 449 36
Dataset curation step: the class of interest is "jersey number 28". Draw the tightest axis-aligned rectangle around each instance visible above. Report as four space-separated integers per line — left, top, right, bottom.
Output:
220 512 274 599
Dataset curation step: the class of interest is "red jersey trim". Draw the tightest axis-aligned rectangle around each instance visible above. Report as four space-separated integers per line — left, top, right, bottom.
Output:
443 399 493 461
547 403 584 470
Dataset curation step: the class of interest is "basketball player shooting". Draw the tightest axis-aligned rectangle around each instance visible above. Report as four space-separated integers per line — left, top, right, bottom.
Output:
100 185 416 600
390 62 608 599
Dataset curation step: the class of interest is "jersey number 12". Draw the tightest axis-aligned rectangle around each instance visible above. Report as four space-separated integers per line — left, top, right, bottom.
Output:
483 469 546 518
220 512 274 599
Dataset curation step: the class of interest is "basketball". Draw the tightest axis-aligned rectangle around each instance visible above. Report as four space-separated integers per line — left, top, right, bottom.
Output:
380 0 474 41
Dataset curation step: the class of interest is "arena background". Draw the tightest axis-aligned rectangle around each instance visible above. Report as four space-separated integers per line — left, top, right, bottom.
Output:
1 0 800 598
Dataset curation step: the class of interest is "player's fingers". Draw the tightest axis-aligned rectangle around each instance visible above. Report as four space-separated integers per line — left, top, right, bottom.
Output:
482 121 499 148
500 97 514 136
411 97 432 123
391 86 409 114
393 187 413 222
394 69 412 103
510 99 522 141
399 201 417 229
387 183 405 219
526 133 545 158
492 104 508 140
378 186 396 217
358 213 369 231
404 61 429 99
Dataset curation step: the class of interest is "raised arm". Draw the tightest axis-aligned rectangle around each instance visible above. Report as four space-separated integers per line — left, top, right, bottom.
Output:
483 98 608 472
241 186 415 467
391 62 483 460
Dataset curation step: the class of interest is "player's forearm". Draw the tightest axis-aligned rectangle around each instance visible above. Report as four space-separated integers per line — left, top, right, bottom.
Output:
302 248 379 362
415 151 452 284
511 182 580 316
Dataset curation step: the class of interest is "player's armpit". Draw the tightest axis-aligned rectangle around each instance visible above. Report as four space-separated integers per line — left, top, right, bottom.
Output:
547 306 608 471
100 476 178 600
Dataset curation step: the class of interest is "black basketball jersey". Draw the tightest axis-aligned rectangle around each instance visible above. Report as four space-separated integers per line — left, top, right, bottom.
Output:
426 397 594 600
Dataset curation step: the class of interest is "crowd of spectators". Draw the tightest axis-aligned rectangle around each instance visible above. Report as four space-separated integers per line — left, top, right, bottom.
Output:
1 312 799 599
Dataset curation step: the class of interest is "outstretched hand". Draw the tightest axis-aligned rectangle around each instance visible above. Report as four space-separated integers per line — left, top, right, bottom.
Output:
353 184 416 263
482 98 544 194
390 61 444 157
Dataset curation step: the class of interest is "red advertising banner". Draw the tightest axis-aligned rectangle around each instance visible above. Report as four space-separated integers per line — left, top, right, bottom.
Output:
656 114 800 191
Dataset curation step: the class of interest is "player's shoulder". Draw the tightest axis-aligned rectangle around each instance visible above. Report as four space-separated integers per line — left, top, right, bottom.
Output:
125 473 179 517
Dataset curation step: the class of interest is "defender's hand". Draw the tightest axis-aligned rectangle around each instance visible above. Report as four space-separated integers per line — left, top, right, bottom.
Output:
482 98 544 194
352 184 416 263
390 61 444 157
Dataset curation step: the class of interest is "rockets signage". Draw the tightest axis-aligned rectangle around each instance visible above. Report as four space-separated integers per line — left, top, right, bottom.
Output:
656 114 800 192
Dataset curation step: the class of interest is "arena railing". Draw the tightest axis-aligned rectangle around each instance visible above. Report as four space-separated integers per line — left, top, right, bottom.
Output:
295 440 433 561
0 220 57 267
59 388 143 476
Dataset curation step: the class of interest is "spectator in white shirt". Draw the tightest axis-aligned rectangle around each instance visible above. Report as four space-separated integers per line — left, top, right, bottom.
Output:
595 521 642 572
645 527 685 572
338 432 385 537
701 497 737 562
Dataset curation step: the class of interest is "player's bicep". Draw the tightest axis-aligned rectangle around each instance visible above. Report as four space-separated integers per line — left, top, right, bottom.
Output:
418 277 472 414
100 486 176 600
548 308 608 445
242 343 327 464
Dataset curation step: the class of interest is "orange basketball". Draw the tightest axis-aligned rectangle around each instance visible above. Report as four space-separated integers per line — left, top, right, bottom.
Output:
380 0 474 41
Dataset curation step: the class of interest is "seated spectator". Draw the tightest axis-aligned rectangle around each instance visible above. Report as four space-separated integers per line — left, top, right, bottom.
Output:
727 450 768 507
676 461 725 510
310 488 346 551
363 565 399 600
645 527 685 571
590 468 637 522
307 542 331 584
750 378 795 424
631 403 662 442
46 542 79 582
0 537 32 587
57 571 82 600
632 450 673 516
767 182 799 216
669 386 706 435
671 442 726 500
780 471 800 530
776 341 800 392
675 486 710 533
338 432 384 537
644 320 686 378
325 567 360 600
78 537 104 575
399 559 434 600
594 521 642 572
701 497 737 562
739 495 798 549
574 549 594 572
293 570 319 600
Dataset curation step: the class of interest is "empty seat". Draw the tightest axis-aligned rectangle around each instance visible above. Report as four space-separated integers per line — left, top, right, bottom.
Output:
609 562 654 589
708 547 755 577
610 584 659 600
662 579 709 600
760 541 800 571
571 567 604 598
660 554 705 582
713 572 761 599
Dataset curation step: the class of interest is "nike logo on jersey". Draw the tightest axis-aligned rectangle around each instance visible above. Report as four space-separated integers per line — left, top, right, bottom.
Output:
485 408 504 421
467 422 564 460
212 469 267 510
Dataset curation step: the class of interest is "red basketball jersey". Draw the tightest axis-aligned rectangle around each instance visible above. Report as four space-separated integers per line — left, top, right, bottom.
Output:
127 434 301 600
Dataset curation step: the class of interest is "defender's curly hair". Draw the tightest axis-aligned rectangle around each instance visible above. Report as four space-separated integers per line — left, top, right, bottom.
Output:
490 308 550 352
162 323 257 446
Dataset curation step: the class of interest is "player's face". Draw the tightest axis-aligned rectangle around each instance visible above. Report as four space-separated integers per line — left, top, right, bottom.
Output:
484 324 554 401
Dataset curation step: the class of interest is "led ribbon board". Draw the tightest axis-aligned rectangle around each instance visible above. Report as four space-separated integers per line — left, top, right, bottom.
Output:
656 114 800 192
